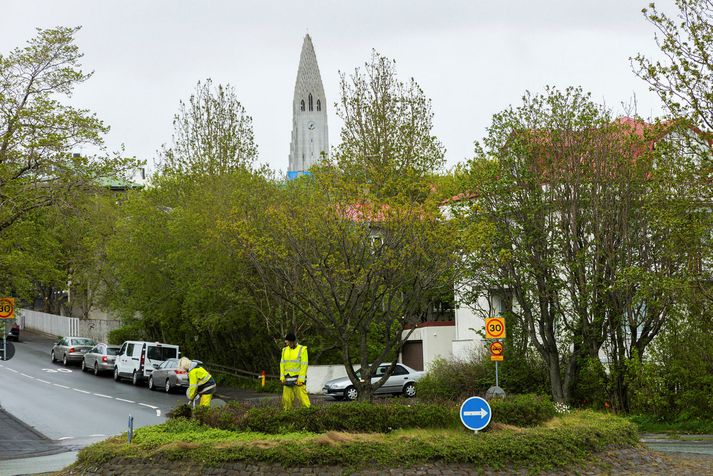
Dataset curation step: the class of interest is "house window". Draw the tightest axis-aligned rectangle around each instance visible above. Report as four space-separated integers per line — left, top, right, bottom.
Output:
300 100 305 111
316 99 321 111
308 93 313 111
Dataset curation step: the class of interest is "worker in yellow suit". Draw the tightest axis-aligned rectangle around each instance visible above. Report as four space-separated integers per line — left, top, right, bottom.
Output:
280 332 310 410
179 357 216 407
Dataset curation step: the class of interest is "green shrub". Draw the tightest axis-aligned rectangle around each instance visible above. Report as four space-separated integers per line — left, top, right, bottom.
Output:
418 351 549 403
107 322 147 345
489 394 556 426
75 410 638 473
191 401 459 433
187 394 554 434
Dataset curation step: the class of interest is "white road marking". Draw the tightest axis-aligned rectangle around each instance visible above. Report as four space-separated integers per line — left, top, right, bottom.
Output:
73 388 91 394
53 384 69 389
156 409 161 417
115 398 135 404
89 434 106 437
93 393 112 399
20 373 34 378
57 437 73 441
36 379 51 384
7 368 18 373
139 403 158 409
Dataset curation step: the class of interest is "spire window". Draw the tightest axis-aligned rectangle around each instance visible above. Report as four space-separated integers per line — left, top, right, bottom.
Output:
316 99 321 111
300 100 305 111
308 93 313 111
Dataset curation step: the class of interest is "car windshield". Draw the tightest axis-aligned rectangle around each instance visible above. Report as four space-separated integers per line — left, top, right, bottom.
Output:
106 348 120 356
72 338 95 346
147 346 178 361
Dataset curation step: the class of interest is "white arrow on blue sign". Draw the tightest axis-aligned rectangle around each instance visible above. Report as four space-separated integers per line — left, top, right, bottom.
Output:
459 396 492 431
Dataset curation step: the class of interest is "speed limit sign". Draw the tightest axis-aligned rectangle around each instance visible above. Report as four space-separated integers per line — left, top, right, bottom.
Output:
485 317 506 339
0 297 14 319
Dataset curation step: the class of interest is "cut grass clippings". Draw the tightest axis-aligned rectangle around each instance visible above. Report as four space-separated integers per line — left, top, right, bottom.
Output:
71 410 638 473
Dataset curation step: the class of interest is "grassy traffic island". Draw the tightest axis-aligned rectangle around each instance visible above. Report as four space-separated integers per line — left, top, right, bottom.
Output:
61 396 645 475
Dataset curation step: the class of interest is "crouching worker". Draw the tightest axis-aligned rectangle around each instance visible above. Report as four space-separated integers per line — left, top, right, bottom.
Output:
178 357 216 407
280 332 310 410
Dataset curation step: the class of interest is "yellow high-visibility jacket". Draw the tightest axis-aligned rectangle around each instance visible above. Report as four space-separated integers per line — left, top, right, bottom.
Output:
187 366 214 401
280 344 308 383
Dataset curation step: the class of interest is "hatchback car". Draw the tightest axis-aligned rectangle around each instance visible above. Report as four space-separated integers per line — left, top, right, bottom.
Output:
6 323 20 342
81 343 121 375
148 358 201 393
51 337 96 366
322 363 425 401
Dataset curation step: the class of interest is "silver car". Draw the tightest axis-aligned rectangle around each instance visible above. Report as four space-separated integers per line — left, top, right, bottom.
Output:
322 363 425 401
81 343 121 375
148 358 198 393
51 337 96 366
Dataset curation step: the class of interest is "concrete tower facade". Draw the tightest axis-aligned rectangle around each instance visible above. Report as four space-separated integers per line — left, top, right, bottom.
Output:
288 34 329 179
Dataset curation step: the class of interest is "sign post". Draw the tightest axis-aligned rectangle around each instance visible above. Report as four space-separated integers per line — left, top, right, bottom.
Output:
459 396 492 432
0 298 14 362
485 317 506 394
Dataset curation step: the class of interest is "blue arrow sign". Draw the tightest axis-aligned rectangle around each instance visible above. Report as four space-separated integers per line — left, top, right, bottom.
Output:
459 396 492 431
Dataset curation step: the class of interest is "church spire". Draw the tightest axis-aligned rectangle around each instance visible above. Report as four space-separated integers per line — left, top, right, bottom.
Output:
288 34 329 179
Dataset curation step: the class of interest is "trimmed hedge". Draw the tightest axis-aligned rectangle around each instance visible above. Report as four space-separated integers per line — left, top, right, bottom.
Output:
176 393 556 434
71 411 639 473
489 394 556 426
191 401 458 433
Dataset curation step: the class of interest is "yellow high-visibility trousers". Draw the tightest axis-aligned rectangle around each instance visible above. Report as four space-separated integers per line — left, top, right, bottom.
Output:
282 384 311 410
199 393 213 407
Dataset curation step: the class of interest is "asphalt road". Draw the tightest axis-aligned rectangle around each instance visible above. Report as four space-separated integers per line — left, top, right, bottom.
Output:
0 331 187 451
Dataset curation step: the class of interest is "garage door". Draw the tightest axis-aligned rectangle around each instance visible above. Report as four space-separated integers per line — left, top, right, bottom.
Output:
402 341 424 371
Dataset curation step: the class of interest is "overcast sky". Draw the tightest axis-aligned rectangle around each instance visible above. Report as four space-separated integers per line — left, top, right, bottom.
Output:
1 1 676 175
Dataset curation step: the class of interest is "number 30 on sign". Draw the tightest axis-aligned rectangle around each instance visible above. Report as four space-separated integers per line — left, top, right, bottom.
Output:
0 297 14 320
485 317 506 339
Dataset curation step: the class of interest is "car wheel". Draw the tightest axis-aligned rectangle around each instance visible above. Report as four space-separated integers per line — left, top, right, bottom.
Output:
403 382 416 398
81 360 86 372
148 376 155 391
345 386 358 401
62 353 68 366
132 371 141 386
164 379 171 393
51 351 56 363
94 362 99 376
113 367 120 382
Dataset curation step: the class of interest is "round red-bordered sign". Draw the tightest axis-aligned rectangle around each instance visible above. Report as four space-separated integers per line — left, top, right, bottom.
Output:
0 297 14 319
485 317 506 339
489 341 504 356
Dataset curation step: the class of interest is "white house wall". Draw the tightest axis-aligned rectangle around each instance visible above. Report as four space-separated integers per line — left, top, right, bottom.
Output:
401 323 456 370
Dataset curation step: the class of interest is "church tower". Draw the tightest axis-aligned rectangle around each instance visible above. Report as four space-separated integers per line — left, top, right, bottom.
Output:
288 34 329 179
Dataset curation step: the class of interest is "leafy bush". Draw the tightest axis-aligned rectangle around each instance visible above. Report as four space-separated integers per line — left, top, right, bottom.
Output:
107 322 147 345
181 394 554 434
418 351 549 403
489 394 556 427
75 410 638 473
190 401 460 433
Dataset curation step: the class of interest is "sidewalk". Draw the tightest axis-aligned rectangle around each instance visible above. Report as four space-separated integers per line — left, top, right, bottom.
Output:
0 406 64 460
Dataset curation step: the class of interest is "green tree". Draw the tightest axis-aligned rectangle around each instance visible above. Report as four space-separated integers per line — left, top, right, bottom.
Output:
635 0 712 135
158 79 258 176
235 170 457 401
334 50 445 200
459 87 705 406
0 26 126 236
235 52 456 401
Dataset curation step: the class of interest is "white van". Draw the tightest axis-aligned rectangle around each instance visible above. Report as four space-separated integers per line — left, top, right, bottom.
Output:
114 340 180 385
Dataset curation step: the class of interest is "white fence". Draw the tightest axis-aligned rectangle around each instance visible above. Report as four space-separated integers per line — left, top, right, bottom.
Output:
19 308 79 337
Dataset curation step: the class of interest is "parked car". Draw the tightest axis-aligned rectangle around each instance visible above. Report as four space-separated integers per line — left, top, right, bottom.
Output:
51 337 97 366
114 340 180 385
148 358 202 393
81 343 121 375
322 363 425 401
6 322 20 342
